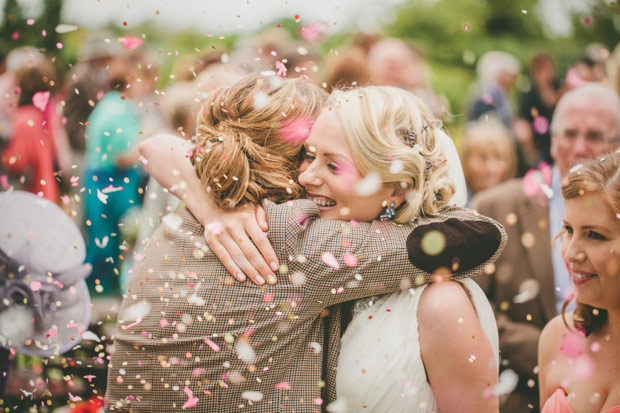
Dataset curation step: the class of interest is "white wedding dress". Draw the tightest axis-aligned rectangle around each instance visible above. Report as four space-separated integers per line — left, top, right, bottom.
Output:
335 278 499 412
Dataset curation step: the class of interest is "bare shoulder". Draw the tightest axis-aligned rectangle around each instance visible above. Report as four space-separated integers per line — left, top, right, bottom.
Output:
418 281 477 331
539 314 574 363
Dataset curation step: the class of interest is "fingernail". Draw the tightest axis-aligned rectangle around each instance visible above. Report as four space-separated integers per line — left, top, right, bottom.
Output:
270 262 279 271
236 273 246 282
267 275 277 285
255 275 265 285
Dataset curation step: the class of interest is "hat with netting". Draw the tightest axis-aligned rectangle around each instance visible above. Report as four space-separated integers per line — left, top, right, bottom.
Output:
0 191 91 357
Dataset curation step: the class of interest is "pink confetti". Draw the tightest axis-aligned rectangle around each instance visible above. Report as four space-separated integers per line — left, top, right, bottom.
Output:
275 382 290 390
344 253 358 267
299 21 328 44
280 118 314 144
97 90 104 100
121 36 143 50
192 368 202 376
41 30 47 37
46 328 57 338
532 116 549 135
32 91 50 112
125 318 142 329
275 60 287 77
560 331 585 358
68 392 82 402
206 219 222 235
11 32 19 40
313 398 323 406
571 354 594 379
584 17 593 26
1 175 9 190
26 18 35 26
182 386 199 408
56 42 63 49
205 338 220 352
30 281 42 291
522 162 552 198
321 252 340 270
159 319 169 328
53 280 64 288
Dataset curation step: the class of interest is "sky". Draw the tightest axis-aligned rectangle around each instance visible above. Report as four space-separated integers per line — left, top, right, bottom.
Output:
10 0 407 35
2 0 595 37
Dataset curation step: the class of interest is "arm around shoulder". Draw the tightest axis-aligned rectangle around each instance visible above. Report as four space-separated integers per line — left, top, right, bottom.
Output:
419 281 499 413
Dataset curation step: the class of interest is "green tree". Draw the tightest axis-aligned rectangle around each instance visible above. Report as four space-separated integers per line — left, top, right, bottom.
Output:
0 0 27 51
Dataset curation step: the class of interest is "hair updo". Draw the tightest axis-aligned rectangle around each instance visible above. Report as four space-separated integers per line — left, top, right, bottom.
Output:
328 86 455 223
190 73 326 209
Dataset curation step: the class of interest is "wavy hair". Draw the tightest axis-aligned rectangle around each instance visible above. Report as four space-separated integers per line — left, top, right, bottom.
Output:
328 86 455 223
191 74 326 209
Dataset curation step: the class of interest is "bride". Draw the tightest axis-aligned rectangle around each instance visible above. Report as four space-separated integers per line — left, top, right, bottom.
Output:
141 80 500 411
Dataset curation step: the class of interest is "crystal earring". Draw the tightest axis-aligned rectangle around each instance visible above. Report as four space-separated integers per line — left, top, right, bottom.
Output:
379 201 396 221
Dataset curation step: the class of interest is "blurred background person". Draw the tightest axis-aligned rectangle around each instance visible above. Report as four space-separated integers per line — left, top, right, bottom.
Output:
82 50 153 296
1 55 64 203
468 50 535 175
518 52 562 165
458 119 517 206
367 37 448 118
323 45 372 92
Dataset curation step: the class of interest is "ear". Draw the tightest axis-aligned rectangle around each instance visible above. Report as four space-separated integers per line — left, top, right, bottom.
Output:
390 184 408 208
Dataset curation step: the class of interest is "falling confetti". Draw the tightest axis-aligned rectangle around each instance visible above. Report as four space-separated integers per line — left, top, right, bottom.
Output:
513 279 540 303
55 24 79 33
32 91 50 112
182 386 199 408
355 172 381 196
421 230 445 256
321 252 340 270
121 36 144 50
242 391 264 402
275 61 287 77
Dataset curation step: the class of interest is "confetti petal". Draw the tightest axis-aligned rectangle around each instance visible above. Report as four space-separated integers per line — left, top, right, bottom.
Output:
121 36 143 50
242 391 264 402
32 91 50 112
321 252 340 270
182 386 199 409
55 24 79 33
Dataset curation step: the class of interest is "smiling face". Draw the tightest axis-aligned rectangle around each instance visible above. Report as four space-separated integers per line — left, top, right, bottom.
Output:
561 193 620 311
298 109 397 221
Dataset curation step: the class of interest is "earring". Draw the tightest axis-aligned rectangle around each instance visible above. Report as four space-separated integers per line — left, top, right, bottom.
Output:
379 201 396 221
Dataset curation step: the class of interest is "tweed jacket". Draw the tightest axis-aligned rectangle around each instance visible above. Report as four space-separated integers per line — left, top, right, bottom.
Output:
472 179 556 412
105 199 506 412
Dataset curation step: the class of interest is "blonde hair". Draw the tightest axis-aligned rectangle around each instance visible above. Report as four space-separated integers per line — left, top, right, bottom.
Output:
459 119 517 186
560 150 620 336
328 86 455 223
191 74 326 209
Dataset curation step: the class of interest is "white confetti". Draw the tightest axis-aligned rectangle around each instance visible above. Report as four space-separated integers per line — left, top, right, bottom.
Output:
81 330 101 342
513 279 540 304
55 24 79 33
389 159 404 174
494 369 519 396
253 92 269 109
162 213 183 231
235 340 256 364
122 302 150 322
355 172 382 196
96 189 108 204
241 391 264 402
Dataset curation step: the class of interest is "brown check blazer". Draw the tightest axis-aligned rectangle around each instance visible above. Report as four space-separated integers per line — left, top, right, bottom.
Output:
105 199 506 412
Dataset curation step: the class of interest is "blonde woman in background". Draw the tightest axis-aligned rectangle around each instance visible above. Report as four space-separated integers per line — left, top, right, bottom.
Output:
459 119 517 206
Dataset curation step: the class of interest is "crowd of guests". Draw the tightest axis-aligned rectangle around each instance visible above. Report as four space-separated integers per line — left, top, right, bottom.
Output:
0 27 619 412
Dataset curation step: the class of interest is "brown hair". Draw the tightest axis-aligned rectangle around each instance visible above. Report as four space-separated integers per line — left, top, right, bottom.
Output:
560 150 620 336
190 73 326 209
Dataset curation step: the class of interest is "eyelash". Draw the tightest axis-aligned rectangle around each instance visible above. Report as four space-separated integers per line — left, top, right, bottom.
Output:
563 226 607 241
300 150 339 172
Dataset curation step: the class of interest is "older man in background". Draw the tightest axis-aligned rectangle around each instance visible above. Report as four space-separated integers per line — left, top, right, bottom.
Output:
472 83 620 412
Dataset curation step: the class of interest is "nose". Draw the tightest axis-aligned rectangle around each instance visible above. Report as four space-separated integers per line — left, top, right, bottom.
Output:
298 160 321 188
572 135 589 157
562 235 586 264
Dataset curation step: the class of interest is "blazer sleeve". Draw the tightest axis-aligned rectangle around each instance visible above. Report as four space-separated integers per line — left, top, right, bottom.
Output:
471 192 541 379
264 200 507 308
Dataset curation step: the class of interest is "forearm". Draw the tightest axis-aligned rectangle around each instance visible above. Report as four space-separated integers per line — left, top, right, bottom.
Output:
139 133 213 224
